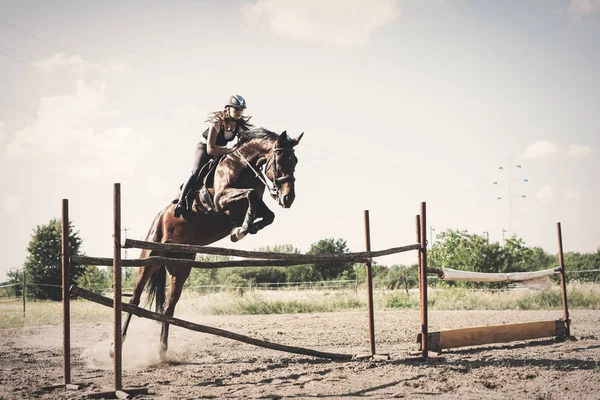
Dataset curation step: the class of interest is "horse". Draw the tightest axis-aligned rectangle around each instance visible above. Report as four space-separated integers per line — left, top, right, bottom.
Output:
120 128 303 359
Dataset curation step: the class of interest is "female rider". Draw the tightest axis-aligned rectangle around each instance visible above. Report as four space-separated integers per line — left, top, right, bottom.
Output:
174 94 253 217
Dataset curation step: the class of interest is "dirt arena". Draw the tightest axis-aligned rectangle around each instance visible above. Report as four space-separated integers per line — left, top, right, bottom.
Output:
2 309 599 399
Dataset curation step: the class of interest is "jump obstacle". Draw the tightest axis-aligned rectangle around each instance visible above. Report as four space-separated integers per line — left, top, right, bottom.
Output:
57 183 422 397
54 183 571 397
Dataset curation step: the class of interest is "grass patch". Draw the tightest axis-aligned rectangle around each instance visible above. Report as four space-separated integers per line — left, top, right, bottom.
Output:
0 299 113 329
1 284 598 328
204 290 364 315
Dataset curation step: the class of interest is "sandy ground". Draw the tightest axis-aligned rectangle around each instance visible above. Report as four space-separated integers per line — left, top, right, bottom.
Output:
1 309 599 399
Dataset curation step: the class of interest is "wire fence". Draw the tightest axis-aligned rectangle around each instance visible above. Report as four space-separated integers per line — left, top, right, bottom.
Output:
1 268 599 302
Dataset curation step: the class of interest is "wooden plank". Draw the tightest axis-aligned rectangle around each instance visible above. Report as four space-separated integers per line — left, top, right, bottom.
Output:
418 320 566 352
86 387 148 399
70 285 354 361
72 255 371 268
123 238 420 260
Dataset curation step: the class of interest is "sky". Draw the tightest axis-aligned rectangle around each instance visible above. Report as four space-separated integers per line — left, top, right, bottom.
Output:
0 0 599 281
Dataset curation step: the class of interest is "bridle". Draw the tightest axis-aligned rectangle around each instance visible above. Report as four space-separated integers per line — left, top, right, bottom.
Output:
233 145 295 201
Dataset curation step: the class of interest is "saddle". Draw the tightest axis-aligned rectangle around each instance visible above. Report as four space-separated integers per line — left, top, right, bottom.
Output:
172 157 221 213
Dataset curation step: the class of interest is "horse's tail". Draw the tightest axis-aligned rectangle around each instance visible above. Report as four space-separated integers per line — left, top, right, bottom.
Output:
147 267 166 314
142 208 167 314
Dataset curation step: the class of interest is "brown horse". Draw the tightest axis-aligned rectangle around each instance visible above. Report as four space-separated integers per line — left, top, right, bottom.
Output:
121 128 303 359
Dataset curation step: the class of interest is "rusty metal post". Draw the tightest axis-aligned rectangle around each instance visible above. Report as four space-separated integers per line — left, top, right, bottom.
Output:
22 270 26 317
363 210 376 356
61 199 71 384
419 202 428 358
113 184 123 390
415 215 422 285
556 222 570 337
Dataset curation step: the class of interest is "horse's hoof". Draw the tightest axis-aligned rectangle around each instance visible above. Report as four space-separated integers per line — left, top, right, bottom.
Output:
159 349 168 362
230 227 247 242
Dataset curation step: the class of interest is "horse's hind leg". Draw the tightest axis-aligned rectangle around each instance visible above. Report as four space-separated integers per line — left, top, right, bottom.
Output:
111 254 161 358
159 260 192 361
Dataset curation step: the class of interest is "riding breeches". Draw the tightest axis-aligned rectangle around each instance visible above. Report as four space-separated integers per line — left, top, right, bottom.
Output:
191 142 212 180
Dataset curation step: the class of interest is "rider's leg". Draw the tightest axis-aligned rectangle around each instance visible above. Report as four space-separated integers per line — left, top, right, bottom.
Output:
174 143 210 217
174 174 197 217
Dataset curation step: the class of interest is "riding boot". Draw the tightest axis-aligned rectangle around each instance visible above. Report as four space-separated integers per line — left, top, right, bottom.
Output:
174 174 197 218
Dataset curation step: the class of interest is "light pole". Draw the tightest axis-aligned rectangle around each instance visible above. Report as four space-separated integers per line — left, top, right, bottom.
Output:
429 226 436 248
502 228 507 246
483 231 489 244
123 227 129 259
493 159 528 236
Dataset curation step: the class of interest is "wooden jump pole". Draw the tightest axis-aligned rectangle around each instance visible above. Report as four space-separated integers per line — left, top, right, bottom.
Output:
71 285 354 361
61 199 71 385
113 183 123 391
122 239 420 261
556 222 570 337
363 210 376 356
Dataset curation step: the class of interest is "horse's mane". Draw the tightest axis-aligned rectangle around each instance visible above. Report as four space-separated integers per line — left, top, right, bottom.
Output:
238 127 279 143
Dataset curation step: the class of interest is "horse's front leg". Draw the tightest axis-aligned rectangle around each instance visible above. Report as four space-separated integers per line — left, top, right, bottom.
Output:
230 189 263 242
251 200 275 233
110 251 161 359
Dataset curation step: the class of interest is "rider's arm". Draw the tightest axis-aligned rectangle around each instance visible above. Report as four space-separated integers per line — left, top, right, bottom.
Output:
206 122 231 156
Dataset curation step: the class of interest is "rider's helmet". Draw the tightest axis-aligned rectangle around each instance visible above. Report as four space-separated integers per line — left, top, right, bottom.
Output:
225 94 246 109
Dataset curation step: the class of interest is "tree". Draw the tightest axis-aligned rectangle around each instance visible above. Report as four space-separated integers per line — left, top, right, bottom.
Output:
75 266 110 294
428 229 558 288
24 218 86 300
429 230 504 275
307 238 353 280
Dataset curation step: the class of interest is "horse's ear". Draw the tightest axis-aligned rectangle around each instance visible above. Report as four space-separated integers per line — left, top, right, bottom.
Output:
292 132 304 146
277 130 289 145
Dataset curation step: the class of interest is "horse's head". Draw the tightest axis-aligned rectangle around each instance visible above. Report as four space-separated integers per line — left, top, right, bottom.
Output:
265 131 303 208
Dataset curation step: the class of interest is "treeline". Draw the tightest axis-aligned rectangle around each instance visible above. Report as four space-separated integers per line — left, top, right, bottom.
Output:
428 230 600 287
3 219 599 301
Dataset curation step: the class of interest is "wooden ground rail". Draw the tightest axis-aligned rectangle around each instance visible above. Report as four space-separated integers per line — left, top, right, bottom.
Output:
417 319 567 353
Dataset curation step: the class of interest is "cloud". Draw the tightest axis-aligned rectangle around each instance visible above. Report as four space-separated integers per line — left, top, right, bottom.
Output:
536 186 554 205
522 140 561 159
32 53 130 76
4 196 19 213
104 60 131 72
243 0 402 47
33 52 107 75
522 140 594 160
4 80 147 178
567 144 593 158
565 188 580 200
568 0 600 20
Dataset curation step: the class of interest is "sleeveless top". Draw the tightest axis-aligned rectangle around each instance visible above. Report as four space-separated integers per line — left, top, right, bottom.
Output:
201 121 239 146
